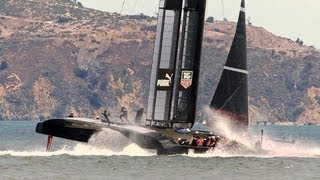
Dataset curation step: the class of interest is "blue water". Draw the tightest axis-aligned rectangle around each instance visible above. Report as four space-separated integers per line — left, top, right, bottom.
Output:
1 121 320 179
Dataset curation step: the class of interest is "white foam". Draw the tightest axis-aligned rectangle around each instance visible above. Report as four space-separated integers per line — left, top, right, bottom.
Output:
187 106 320 158
0 143 155 157
0 128 156 157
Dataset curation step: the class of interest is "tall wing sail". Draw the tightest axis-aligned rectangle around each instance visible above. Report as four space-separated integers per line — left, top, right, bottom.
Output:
171 0 206 127
210 0 248 128
146 0 183 126
146 0 206 127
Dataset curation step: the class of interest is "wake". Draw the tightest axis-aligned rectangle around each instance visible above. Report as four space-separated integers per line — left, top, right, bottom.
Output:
186 107 320 158
0 128 156 157
0 144 155 157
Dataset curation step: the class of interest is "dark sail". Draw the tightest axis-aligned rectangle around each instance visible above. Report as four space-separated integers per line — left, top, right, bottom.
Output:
210 0 248 128
146 0 183 126
146 0 206 127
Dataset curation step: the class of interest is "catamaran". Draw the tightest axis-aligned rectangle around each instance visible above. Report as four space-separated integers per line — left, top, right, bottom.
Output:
36 0 249 155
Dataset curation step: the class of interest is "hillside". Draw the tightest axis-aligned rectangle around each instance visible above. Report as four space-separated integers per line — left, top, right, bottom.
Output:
1 0 320 124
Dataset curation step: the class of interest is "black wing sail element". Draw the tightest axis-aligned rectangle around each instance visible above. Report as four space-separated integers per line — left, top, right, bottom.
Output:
146 0 206 128
172 0 206 126
210 0 248 129
146 0 184 127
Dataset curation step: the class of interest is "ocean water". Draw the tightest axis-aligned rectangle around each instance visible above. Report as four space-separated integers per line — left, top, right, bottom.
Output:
1 121 320 180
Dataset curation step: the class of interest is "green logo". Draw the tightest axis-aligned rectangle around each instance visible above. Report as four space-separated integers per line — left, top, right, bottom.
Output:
181 71 193 89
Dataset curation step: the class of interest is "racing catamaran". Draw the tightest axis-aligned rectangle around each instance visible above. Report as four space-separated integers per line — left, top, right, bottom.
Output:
36 0 248 155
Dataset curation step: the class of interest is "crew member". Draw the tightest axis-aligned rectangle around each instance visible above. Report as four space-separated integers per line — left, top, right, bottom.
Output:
191 131 203 146
196 135 204 146
119 106 130 124
255 140 262 150
101 109 111 124
203 136 209 146
208 136 217 147
203 132 213 146
68 112 74 117
191 131 199 146
178 138 189 145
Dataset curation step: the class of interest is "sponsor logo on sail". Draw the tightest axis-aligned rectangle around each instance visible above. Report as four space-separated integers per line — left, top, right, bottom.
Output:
157 73 173 87
180 71 193 89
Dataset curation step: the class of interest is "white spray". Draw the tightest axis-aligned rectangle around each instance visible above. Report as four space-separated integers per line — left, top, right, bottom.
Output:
195 106 320 158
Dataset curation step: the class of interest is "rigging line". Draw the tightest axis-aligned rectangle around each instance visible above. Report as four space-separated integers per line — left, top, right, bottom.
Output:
88 0 127 94
140 0 147 16
131 0 154 67
106 0 126 51
221 0 225 19
153 2 158 16
87 0 126 71
101 0 126 62
129 0 138 14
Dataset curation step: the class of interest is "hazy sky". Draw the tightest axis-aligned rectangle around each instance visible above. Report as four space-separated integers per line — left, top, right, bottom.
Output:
80 0 320 48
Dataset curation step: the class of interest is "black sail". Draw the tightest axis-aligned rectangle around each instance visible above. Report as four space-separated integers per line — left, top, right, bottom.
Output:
146 0 206 127
210 0 248 128
146 0 183 127
172 0 206 126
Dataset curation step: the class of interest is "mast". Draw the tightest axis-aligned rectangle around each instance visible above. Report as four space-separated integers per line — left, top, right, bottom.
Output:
210 0 248 129
146 0 206 128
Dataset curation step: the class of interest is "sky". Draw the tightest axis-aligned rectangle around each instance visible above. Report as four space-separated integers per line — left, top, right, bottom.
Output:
80 0 320 48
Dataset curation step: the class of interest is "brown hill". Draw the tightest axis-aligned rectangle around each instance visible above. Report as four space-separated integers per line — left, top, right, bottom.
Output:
1 0 320 124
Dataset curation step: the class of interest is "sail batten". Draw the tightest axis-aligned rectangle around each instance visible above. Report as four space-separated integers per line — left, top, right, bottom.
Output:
224 66 248 74
210 0 248 129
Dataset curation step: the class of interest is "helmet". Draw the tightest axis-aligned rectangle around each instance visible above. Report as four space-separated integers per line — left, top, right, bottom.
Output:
195 131 199 134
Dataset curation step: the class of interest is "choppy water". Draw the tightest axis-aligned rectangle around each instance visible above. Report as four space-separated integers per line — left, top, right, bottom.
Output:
1 121 320 179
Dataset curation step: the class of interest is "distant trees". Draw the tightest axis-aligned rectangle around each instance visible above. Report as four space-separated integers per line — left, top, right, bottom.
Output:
291 107 304 119
76 2 83 7
74 67 88 79
295 38 304 46
247 17 252 25
88 93 102 109
315 96 320 105
57 17 71 24
206 16 214 23
69 0 83 7
0 60 8 70
127 13 147 20
141 25 157 32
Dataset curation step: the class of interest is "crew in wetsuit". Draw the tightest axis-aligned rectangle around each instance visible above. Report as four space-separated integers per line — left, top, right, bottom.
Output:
178 138 189 145
255 140 262 150
101 109 111 124
207 136 217 147
68 112 74 117
203 135 210 147
203 132 213 146
191 131 203 146
191 135 198 146
197 136 204 146
119 107 130 124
